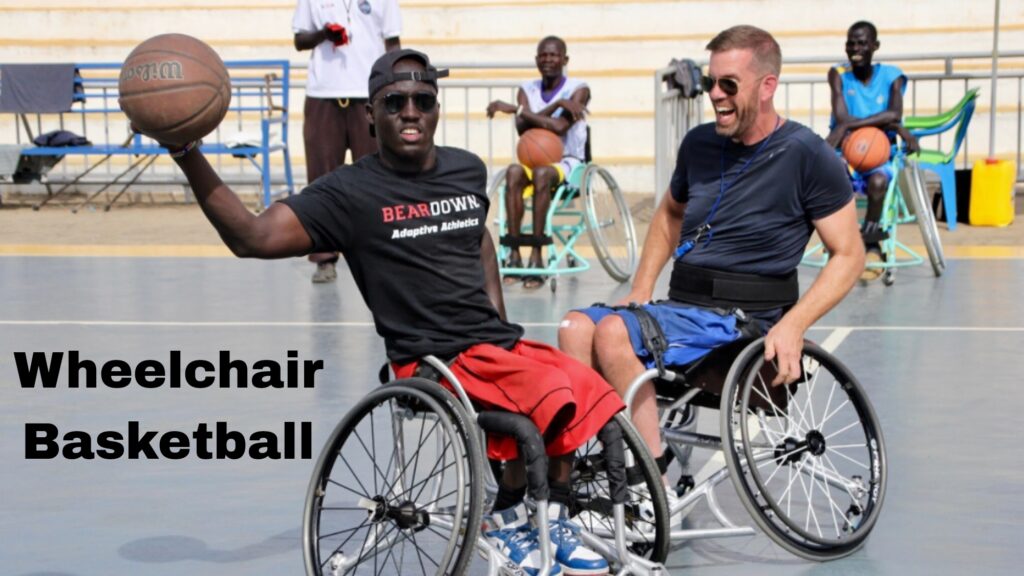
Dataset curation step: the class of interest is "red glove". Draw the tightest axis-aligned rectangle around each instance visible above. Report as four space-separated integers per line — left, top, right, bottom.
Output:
325 23 349 47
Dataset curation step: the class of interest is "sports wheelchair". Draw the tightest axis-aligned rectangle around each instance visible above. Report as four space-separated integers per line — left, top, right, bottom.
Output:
302 356 672 575
803 142 945 285
618 336 887 561
487 160 639 292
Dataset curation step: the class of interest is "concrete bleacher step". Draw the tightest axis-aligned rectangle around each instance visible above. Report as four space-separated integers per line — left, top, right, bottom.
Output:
1 0 1020 194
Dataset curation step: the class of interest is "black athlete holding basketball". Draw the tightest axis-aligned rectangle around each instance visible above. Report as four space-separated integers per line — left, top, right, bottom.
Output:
156 48 620 575
486 36 590 289
826 21 919 280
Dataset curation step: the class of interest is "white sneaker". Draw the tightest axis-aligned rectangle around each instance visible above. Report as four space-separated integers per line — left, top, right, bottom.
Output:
546 503 609 575
484 504 562 576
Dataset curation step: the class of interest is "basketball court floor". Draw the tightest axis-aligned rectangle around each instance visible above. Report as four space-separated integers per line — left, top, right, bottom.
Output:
2 252 1022 575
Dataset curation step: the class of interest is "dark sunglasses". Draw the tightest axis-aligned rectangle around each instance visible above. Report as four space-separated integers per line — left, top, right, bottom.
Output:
378 91 438 114
700 75 740 96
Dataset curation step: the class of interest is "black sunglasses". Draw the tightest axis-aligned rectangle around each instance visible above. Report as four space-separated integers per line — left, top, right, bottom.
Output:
378 91 438 114
700 75 740 96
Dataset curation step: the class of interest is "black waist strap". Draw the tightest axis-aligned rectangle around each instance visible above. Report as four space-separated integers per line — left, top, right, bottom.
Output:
668 262 798 311
500 234 553 247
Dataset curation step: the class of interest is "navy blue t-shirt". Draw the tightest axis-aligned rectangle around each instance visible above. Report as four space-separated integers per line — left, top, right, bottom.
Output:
669 121 852 276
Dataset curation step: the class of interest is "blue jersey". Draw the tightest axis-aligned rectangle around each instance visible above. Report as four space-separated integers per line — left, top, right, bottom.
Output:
830 63 906 130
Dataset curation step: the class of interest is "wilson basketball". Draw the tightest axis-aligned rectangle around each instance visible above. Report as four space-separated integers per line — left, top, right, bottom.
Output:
842 127 890 172
118 34 231 147
516 129 564 169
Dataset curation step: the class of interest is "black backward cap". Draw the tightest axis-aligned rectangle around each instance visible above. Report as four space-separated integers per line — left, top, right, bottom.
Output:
368 48 450 101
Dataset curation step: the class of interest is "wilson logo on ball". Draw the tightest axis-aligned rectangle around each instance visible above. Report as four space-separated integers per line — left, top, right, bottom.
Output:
120 61 185 83
118 34 231 147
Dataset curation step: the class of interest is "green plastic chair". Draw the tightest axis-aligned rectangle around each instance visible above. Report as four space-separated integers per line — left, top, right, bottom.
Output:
903 88 980 230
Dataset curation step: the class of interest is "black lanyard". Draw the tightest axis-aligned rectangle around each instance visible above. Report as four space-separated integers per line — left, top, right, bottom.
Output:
674 116 782 260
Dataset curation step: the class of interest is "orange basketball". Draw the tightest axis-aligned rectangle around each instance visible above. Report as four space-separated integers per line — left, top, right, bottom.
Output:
842 127 890 172
516 128 563 169
118 34 231 147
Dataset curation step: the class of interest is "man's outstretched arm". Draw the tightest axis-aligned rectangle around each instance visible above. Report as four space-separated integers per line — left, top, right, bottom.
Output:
173 150 313 258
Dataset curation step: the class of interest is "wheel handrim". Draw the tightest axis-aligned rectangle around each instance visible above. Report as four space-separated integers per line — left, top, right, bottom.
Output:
731 348 885 552
307 387 470 575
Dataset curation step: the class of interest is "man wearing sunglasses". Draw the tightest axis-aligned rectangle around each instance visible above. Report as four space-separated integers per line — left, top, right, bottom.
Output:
559 26 864 516
293 0 402 283
163 48 619 576
486 36 590 290
826 21 919 281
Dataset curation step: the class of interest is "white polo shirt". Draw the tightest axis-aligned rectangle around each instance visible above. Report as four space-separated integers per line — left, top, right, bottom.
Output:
293 0 402 99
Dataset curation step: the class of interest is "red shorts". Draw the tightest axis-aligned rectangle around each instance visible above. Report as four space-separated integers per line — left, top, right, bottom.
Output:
393 339 624 460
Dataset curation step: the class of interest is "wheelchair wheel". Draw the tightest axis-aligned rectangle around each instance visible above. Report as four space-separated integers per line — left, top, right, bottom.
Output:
569 412 670 564
583 165 638 282
719 339 887 561
487 168 510 261
303 383 484 575
904 161 945 276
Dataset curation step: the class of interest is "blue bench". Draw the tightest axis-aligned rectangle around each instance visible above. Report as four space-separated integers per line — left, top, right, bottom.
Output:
7 59 294 210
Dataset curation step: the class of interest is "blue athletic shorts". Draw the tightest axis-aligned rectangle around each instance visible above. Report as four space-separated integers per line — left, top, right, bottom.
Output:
576 301 782 369
835 147 895 195
849 162 895 195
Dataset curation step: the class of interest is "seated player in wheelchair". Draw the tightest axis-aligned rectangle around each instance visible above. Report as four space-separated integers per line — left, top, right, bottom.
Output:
558 25 864 514
825 20 919 281
164 48 621 576
486 35 589 289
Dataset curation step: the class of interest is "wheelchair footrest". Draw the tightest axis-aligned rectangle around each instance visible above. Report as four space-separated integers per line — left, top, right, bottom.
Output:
675 474 695 497
500 234 553 247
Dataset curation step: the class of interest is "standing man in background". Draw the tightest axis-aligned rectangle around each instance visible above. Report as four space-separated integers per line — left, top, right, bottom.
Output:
293 0 402 282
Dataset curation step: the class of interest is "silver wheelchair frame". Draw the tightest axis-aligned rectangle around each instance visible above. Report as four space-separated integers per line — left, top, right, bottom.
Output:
803 146 946 285
621 337 888 561
303 355 670 576
488 163 639 292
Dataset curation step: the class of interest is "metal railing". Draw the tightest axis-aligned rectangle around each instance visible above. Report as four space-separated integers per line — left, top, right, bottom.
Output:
655 50 1024 201
6 51 1022 202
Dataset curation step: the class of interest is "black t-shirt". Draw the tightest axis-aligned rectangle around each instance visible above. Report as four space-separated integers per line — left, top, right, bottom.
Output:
669 121 852 276
280 147 523 363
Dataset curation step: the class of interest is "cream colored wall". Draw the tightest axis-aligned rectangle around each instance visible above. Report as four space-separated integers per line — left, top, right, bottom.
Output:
0 0 1020 193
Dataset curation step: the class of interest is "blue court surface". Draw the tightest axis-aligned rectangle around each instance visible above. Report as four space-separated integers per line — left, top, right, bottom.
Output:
2 254 1022 575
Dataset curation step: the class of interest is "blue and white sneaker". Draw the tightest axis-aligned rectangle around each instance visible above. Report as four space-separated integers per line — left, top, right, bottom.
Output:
547 503 610 576
484 504 562 576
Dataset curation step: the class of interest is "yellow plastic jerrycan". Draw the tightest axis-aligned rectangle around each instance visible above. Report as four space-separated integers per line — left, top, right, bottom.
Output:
970 159 1016 227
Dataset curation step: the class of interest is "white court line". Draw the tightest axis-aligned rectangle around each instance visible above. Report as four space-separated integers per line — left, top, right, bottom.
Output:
3 320 1024 332
817 326 1024 332
685 322 996 487
819 327 853 352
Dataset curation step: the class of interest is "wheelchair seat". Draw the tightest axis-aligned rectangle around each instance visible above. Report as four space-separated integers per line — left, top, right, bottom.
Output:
652 337 798 413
